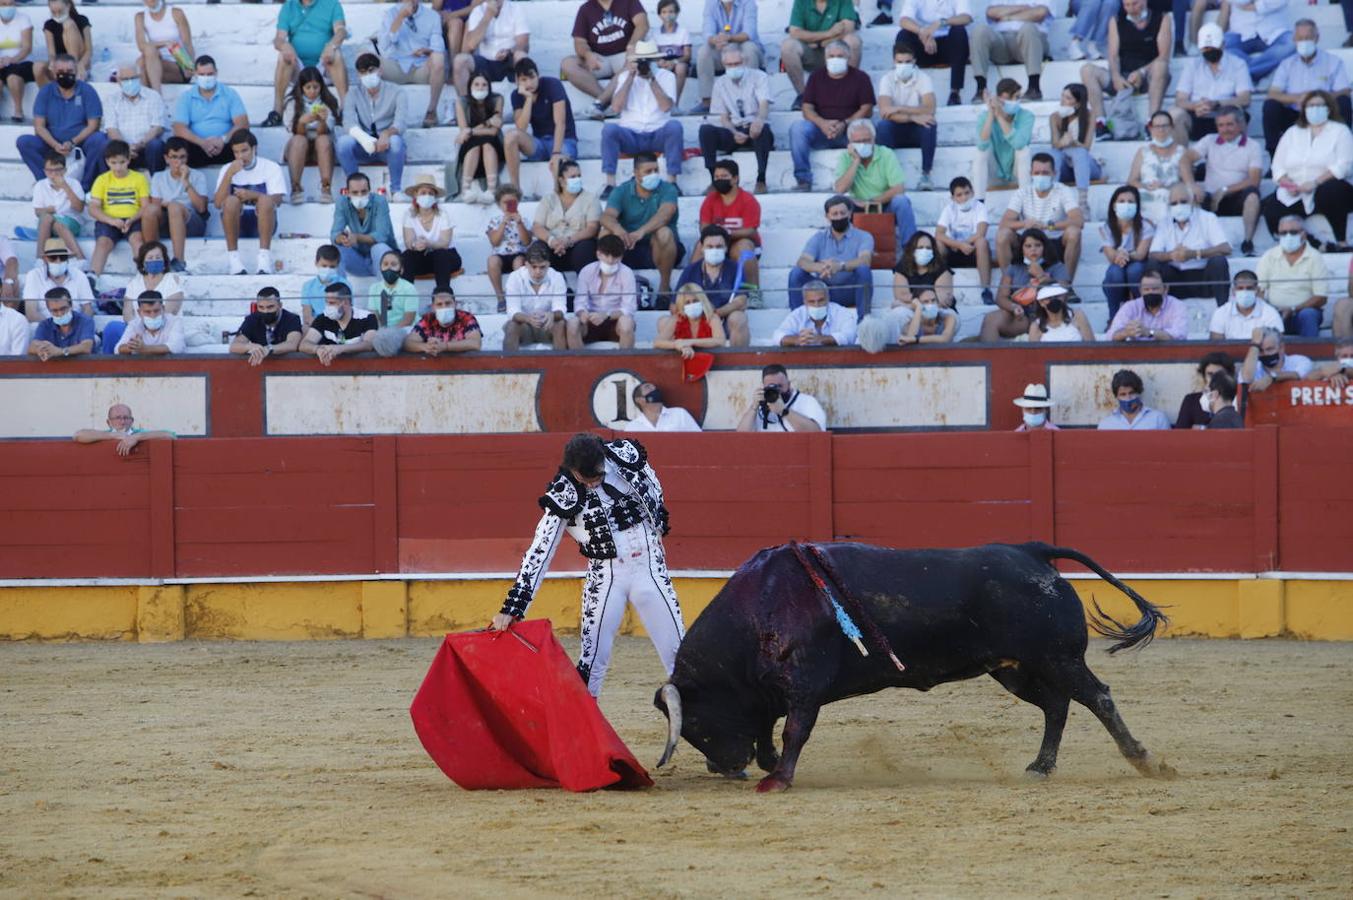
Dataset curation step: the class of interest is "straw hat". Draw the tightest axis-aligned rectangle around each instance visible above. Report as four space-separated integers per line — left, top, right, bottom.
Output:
42 237 70 256
1012 383 1054 409
631 40 666 60
403 174 445 199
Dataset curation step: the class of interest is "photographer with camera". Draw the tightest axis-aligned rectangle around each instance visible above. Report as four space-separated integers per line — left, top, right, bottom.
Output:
599 41 685 199
736 363 827 432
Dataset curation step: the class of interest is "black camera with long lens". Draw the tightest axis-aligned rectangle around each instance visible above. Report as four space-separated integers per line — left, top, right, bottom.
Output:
762 386 783 405
637 59 652 78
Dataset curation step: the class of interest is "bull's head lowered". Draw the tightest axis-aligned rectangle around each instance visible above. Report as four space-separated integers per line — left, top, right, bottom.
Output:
653 682 758 776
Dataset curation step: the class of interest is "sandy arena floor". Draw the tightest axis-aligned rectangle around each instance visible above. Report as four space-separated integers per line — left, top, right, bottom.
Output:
1 636 1351 898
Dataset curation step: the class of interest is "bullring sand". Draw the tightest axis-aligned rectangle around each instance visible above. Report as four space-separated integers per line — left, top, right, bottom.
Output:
2 637 1350 897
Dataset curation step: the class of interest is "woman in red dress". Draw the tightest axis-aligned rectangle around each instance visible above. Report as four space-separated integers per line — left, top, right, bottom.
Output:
653 284 727 358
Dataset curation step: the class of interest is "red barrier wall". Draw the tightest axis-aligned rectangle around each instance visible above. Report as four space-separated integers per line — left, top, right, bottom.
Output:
0 427 1345 581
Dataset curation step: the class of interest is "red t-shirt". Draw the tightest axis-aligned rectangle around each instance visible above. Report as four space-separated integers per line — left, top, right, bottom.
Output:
802 67 875 122
699 189 762 244
674 316 713 340
572 0 644 56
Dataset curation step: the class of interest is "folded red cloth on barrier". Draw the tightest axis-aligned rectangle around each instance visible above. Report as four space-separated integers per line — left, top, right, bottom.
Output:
409 619 653 792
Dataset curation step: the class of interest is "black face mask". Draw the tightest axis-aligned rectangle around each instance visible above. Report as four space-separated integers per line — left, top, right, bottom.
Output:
1201 48 1222 63
1258 352 1282 369
381 268 401 284
1143 292 1164 310
712 178 733 195
55 72 76 89
643 388 662 405
1044 298 1066 316
260 310 281 325
830 218 850 234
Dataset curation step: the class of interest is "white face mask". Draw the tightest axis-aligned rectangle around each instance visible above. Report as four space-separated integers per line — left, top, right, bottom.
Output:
435 306 457 325
807 304 829 321
598 259 620 275
1115 202 1137 220
683 301 704 319
324 303 343 320
1306 104 1330 126
1170 203 1193 223
703 247 726 266
1022 411 1047 428
913 247 934 266
1279 232 1304 253
1296 39 1317 59
360 72 381 90
1199 392 1214 414
852 142 874 159
350 193 370 210
470 87 490 101
825 57 848 76
921 302 939 320
957 197 975 212
1056 105 1076 119
416 193 437 209
1339 357 1353 370
142 314 165 331
895 62 916 81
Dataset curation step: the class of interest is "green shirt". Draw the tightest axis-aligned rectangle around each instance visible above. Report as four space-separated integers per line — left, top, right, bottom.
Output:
789 0 859 33
368 278 420 323
834 146 905 201
975 107 1035 183
278 0 346 67
606 179 680 234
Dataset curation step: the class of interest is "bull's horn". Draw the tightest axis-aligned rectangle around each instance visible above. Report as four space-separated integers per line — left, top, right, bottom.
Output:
656 683 682 768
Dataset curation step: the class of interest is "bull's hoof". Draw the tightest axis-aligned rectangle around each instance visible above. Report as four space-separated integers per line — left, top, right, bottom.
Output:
1023 764 1055 780
755 774 792 793
1133 752 1177 780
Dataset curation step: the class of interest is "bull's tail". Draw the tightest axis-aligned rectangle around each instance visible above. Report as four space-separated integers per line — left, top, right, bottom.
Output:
1033 544 1169 654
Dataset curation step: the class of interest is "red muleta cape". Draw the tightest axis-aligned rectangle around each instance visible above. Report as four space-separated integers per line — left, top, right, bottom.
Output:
409 619 653 791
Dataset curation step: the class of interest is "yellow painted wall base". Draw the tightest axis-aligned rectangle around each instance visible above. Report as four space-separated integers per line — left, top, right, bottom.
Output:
0 577 1349 643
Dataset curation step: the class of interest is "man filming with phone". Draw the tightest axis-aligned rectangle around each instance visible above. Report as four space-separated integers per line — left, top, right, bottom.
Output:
736 363 827 432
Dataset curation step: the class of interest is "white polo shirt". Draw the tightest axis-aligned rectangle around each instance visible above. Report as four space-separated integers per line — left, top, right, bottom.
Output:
614 68 678 133
1149 208 1229 271
466 0 529 60
1209 298 1283 340
624 406 702 432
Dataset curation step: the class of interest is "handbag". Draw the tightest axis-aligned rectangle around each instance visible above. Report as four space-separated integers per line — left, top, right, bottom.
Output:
1104 88 1143 141
851 202 896 269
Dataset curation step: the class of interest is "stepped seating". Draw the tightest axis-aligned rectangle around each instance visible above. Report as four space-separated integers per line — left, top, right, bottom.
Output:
5 0 1350 345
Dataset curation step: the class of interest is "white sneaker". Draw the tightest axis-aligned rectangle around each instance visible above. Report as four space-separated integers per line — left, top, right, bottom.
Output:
1067 37 1086 61
256 249 273 275
1086 41 1103 60
227 251 245 275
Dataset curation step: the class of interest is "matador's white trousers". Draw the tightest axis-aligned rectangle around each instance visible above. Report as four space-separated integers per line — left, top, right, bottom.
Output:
576 523 685 697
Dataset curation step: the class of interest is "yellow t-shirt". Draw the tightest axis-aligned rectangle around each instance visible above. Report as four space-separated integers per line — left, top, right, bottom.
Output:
90 170 150 221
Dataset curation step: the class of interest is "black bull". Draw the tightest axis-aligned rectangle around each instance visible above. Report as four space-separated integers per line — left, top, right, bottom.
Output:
654 541 1176 792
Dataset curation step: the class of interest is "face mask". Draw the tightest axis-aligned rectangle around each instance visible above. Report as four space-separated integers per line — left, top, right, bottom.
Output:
55 73 76 89
639 172 662 192
565 176 584 194
435 306 457 325
662 11 677 22
1234 289 1256 309
598 260 620 275
1032 174 1053 192
1150 134 1173 148
830 217 850 234
1296 40 1317 59
260 309 281 326
52 310 73 326
148 0 166 13
725 65 745 81
470 87 489 101
1258 352 1281 370
324 303 343 320
197 74 217 91
0 9 15 23
120 78 142 98
1143 292 1164 310
1002 99 1019 116
144 258 165 275
1338 357 1353 370
350 193 370 210
683 301 704 319
1170 203 1192 223
142 315 165 331
47 260 68 277
52 12 69 24
1306 105 1329 126
852 142 874 159
913 247 934 266
1118 396 1142 414
1131 8 1149 22
825 57 848 76
704 247 726 267
381 268 401 284
1201 48 1222 64
1199 392 1213 414
712 178 733 195
316 265 338 284
1045 297 1066 316
1023 256 1041 267
807 304 829 321
643 388 662 404
957 198 975 212
1022 411 1047 428
1056 105 1075 119
1115 202 1137 220
360 72 381 90
416 193 437 209
1279 233 1305 253
895 62 916 81
921 302 939 320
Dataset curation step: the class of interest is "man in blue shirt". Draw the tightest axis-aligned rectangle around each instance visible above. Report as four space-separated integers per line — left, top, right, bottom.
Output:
28 288 95 359
171 56 250 168
330 172 397 277
675 224 751 345
16 53 108 191
787 194 876 316
505 58 579 187
599 153 682 294
377 0 447 129
265 0 350 127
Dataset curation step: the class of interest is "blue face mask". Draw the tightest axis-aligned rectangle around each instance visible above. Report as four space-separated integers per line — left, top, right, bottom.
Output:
1002 99 1020 116
565 176 584 194
197 74 217 92
639 172 662 192
142 314 166 331
316 265 338 284
1118 396 1142 414
1032 174 1054 192
52 310 73 326
725 66 745 81
144 258 165 275
120 78 142 98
